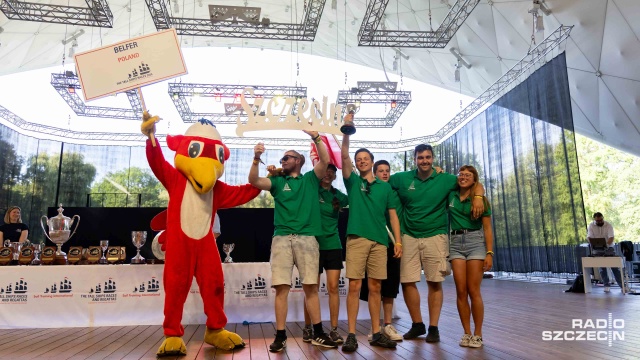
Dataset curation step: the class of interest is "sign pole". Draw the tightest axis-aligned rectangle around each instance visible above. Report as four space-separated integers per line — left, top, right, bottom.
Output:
137 87 157 147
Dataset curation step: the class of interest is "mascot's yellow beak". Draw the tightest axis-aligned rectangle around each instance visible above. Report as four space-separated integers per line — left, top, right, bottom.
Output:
174 155 224 194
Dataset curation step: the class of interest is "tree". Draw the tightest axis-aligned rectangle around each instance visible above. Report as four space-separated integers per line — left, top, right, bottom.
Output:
0 139 24 211
237 191 273 208
90 167 168 207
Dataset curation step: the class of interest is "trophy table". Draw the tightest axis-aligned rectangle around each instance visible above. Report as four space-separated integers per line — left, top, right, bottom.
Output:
40 204 80 265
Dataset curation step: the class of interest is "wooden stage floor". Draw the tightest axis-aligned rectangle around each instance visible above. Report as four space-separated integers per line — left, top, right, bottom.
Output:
1 277 638 360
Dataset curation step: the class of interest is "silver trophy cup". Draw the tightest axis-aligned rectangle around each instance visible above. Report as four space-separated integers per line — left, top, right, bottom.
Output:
222 243 235 263
130 231 147 264
40 204 80 261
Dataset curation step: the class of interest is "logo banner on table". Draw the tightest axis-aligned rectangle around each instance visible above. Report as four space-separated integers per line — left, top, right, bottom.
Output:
74 28 187 101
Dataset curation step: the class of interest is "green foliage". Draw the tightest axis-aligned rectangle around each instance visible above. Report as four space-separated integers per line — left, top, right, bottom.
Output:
389 151 416 173
576 134 640 241
90 167 168 207
237 191 273 208
0 139 24 210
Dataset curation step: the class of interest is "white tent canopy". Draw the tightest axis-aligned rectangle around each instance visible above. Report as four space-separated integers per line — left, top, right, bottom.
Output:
0 0 638 155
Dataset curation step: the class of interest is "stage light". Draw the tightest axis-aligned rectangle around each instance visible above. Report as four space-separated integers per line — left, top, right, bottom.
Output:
234 93 241 103
454 67 460 82
172 93 179 100
535 13 544 32
214 93 222 102
391 100 397 109
68 86 75 94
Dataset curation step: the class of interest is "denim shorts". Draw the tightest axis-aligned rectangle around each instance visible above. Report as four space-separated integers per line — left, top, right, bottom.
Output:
449 230 487 261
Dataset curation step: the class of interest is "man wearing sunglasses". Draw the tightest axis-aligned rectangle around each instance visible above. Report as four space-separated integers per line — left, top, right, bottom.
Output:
388 144 485 343
340 132 402 352
249 130 337 352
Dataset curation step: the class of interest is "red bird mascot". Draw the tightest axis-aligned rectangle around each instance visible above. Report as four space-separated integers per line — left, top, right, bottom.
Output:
142 112 260 356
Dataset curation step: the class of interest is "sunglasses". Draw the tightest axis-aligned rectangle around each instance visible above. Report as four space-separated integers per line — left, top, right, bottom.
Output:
280 155 299 164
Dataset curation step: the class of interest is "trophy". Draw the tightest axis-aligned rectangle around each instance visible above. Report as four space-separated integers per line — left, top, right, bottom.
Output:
130 231 147 264
339 103 358 135
99 240 109 264
8 242 21 262
31 243 43 265
222 243 235 263
40 204 80 264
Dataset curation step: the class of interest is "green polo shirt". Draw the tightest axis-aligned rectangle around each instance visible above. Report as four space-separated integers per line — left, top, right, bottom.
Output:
270 171 322 236
343 172 396 246
389 170 457 238
448 191 491 231
316 187 349 250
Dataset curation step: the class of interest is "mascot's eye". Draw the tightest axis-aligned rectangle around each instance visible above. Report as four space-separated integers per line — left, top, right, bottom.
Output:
216 145 225 164
188 141 204 158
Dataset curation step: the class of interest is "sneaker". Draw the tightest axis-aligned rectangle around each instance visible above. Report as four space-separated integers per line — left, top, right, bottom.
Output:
269 335 287 352
302 325 312 343
403 323 426 339
459 334 472 347
468 335 483 348
369 332 397 348
604 285 611 293
329 327 344 344
425 327 440 343
342 333 358 352
312 333 338 348
382 324 403 341
367 332 373 341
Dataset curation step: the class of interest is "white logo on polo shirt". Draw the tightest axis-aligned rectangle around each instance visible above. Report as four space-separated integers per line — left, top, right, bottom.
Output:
283 183 291 191
408 181 415 190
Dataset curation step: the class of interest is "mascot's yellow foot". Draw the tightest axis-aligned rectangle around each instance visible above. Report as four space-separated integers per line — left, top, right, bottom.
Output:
156 336 187 357
204 328 246 350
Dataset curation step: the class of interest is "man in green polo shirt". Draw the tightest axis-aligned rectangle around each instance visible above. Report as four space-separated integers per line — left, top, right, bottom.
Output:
249 131 338 352
388 144 484 343
340 132 402 352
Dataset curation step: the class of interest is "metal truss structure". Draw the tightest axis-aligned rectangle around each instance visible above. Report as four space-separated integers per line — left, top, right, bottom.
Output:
144 0 325 40
169 83 307 123
336 81 411 128
358 0 480 48
51 72 143 120
0 0 113 27
1 26 572 149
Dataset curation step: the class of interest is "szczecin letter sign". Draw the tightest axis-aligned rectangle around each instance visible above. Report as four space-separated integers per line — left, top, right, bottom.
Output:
74 28 188 101
235 87 347 136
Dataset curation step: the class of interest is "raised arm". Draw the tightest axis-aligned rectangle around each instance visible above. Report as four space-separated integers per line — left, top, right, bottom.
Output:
305 130 329 179
249 142 272 191
341 132 353 179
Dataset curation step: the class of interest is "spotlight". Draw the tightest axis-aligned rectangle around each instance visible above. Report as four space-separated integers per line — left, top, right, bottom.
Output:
68 86 75 94
214 93 222 102
454 60 461 82
535 13 544 32
172 93 179 100
392 59 398 71
391 100 397 109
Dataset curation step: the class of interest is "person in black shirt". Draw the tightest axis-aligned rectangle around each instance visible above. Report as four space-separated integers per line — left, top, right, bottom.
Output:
0 206 29 244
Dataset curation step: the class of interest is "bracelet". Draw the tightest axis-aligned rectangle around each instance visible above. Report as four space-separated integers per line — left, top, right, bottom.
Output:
252 159 260 165
312 135 320 141
486 251 494 256
474 195 484 198
395 243 402 247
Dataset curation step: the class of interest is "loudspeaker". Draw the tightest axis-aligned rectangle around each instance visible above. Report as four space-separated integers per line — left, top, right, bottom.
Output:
620 241 634 261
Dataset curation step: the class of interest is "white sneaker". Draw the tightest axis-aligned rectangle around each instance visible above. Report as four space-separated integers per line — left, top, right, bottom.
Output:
468 335 483 348
604 285 610 293
367 332 373 341
459 334 472 347
382 324 403 341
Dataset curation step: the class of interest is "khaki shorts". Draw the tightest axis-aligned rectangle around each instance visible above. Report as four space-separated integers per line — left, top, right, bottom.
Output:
270 234 319 286
400 234 449 283
345 236 387 280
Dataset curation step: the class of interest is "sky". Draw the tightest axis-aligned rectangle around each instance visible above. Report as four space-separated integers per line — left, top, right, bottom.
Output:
0 46 473 149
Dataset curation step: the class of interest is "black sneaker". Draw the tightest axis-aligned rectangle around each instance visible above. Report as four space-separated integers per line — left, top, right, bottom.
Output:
426 327 440 343
329 327 344 344
312 333 338 348
403 323 426 339
269 335 287 352
342 333 358 352
369 332 397 348
302 325 312 343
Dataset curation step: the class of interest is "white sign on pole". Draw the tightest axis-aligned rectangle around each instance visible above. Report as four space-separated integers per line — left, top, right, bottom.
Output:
74 28 187 101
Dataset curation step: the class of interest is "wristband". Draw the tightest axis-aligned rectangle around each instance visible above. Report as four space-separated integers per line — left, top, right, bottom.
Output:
474 195 484 198
486 251 494 256
395 243 402 247
252 159 260 165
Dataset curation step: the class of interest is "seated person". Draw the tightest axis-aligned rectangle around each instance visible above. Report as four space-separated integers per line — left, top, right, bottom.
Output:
0 206 29 245
587 212 624 293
